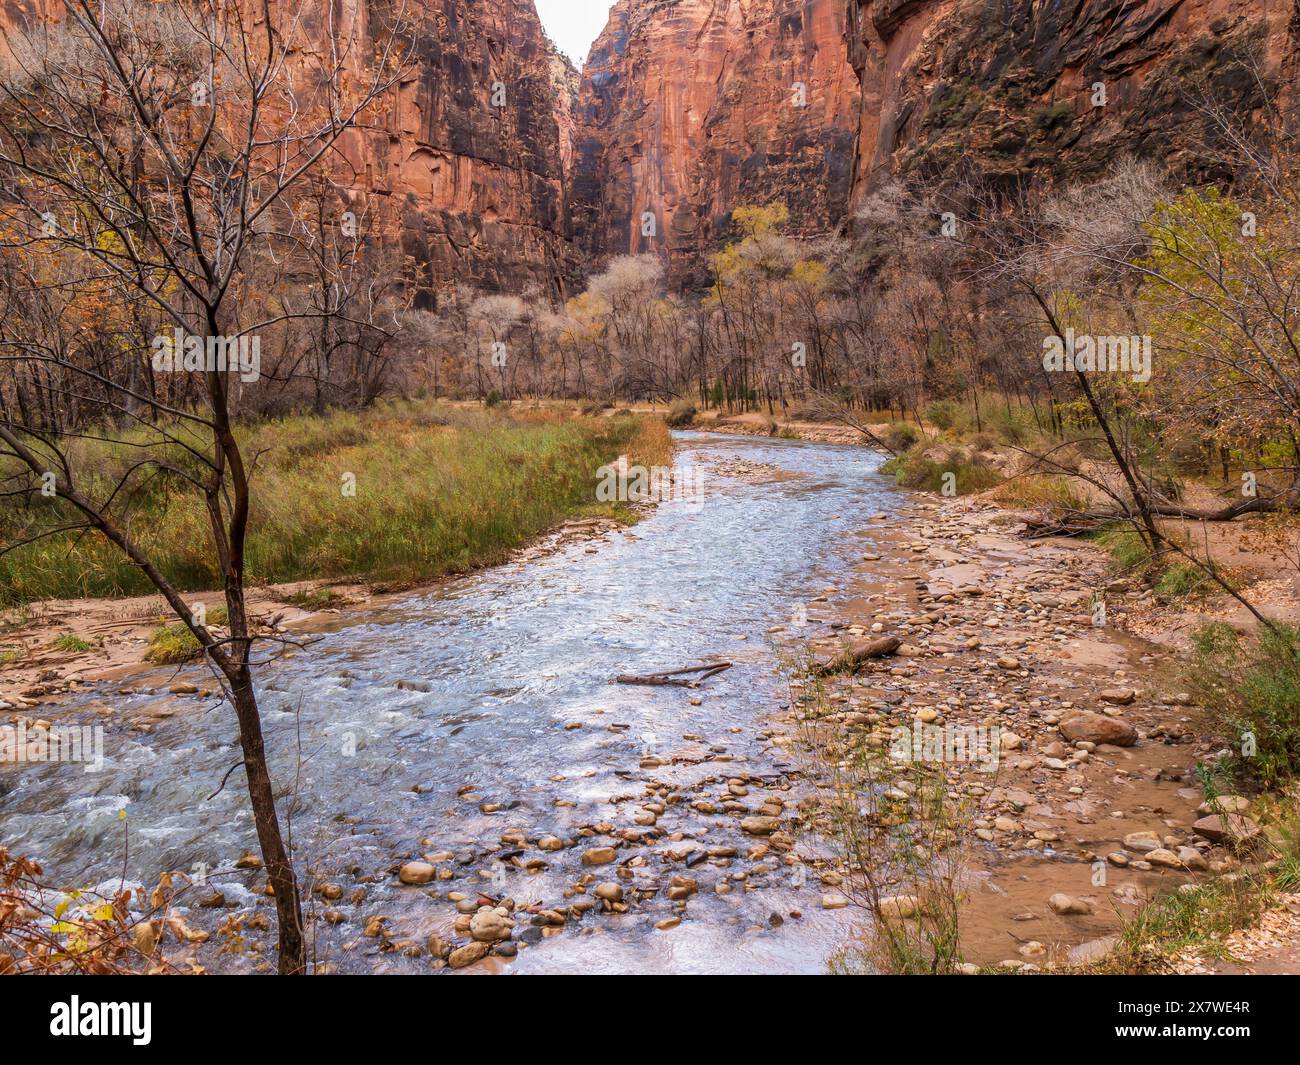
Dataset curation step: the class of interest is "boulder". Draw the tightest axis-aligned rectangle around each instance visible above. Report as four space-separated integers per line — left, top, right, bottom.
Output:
1059 712 1137 747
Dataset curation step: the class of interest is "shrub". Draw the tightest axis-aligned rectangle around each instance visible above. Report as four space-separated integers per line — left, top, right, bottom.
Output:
879 421 920 452
146 623 202 665
922 399 964 432
1187 622 1300 788
881 445 1003 495
665 400 697 428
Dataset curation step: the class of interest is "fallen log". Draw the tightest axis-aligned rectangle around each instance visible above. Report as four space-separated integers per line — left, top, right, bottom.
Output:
811 636 901 676
616 662 733 687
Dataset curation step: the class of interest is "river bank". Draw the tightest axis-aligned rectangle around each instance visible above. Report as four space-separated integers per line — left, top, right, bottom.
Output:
705 415 1300 974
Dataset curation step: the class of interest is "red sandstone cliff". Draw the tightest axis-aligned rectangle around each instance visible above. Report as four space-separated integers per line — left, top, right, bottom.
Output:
331 0 578 300
0 0 579 300
570 0 862 287
847 0 1300 197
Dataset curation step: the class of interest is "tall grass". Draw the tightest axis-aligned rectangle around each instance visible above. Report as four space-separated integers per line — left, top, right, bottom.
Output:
1186 622 1300 789
0 403 671 605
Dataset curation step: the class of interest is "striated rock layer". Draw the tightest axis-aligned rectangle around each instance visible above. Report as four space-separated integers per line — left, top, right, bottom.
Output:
333 0 579 301
571 0 862 287
0 0 581 301
848 0 1300 197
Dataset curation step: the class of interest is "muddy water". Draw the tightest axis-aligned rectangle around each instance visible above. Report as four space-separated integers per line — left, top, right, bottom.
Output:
1 432 901 974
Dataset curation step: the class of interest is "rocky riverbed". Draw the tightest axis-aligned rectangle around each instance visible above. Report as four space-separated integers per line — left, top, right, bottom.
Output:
779 494 1266 970
0 431 1272 974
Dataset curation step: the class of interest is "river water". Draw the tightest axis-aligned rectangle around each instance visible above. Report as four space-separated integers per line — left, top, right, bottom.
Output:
1 431 902 974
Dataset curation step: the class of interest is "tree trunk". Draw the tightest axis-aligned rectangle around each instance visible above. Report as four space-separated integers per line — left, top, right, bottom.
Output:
229 672 306 974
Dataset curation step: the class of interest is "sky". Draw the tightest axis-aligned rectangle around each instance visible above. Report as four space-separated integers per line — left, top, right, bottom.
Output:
534 1 616 66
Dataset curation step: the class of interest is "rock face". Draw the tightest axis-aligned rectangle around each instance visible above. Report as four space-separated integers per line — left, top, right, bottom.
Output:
847 0 1300 195
330 0 579 300
0 0 580 301
571 0 862 286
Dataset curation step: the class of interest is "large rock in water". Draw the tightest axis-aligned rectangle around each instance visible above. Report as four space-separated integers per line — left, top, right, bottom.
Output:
1059 712 1137 747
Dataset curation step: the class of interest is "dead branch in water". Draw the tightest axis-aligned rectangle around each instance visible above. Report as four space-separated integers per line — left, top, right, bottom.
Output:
615 662 733 687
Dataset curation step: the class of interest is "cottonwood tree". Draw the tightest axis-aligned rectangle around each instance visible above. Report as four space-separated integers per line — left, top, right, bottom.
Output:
0 0 406 972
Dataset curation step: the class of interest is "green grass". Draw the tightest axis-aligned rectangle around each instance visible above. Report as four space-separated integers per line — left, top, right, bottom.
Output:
51 634 91 653
881 446 1004 495
1187 622 1300 788
0 403 672 606
283 588 346 611
146 622 203 665
1102 876 1268 972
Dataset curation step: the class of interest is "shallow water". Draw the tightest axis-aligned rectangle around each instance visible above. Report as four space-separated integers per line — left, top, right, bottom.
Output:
1 431 902 974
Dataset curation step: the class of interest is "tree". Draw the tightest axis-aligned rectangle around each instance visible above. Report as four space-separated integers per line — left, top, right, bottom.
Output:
0 0 405 972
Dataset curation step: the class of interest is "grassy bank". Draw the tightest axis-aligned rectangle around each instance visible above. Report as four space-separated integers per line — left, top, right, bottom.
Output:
0 403 672 606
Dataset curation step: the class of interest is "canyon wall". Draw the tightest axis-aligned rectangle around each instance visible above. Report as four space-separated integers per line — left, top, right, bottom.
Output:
332 0 579 301
848 0 1300 198
570 0 862 287
0 0 580 301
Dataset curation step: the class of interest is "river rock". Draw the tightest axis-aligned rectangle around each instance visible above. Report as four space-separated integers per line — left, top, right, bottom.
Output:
1048 893 1092 916
1145 848 1185 868
1059 712 1137 747
594 882 624 903
398 862 435 885
1123 831 1162 853
581 846 618 866
448 941 491 969
1192 813 1260 846
741 816 780 835
470 908 514 943
1197 796 1251 816
1098 688 1137 705
877 895 921 919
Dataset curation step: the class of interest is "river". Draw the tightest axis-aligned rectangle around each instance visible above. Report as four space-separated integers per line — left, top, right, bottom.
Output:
1 431 903 974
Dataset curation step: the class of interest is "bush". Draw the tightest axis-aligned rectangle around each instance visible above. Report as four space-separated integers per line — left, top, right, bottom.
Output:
879 421 920 452
665 400 697 428
989 406 1034 445
922 399 964 432
1187 622 1300 788
146 622 202 664
881 445 1003 495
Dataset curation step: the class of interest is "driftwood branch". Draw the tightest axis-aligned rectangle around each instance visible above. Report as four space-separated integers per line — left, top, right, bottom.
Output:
615 662 733 687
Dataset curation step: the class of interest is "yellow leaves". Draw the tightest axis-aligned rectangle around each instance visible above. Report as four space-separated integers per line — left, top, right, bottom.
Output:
731 203 790 240
790 259 828 289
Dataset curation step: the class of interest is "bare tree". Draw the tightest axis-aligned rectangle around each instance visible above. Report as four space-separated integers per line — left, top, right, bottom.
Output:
0 0 406 972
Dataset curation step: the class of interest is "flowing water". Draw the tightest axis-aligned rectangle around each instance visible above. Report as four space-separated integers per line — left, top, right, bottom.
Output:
1 431 903 974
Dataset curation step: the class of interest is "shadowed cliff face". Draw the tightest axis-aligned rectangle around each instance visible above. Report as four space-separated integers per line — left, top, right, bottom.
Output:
570 0 861 288
0 0 580 301
848 0 1300 196
334 0 579 301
